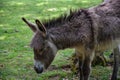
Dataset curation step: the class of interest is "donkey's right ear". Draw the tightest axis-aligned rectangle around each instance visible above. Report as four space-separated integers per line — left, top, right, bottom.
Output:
22 17 37 32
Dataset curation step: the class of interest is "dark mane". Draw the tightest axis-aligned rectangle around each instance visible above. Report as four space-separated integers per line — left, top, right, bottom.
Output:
43 9 89 29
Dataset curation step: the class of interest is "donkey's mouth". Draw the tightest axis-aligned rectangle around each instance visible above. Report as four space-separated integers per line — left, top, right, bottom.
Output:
34 66 43 74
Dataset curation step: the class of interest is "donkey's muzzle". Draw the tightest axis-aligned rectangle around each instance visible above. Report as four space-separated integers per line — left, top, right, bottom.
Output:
34 66 43 74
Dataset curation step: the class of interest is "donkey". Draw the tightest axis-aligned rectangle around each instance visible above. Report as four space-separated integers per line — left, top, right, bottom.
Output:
22 0 120 80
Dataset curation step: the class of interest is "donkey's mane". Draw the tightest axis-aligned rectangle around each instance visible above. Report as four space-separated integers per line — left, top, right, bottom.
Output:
42 9 89 29
41 9 94 49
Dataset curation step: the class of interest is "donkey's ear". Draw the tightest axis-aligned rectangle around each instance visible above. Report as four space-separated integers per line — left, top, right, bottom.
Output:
22 17 37 32
35 19 47 35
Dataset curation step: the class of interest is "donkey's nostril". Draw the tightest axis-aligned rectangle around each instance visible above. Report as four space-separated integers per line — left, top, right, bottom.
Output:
34 66 43 74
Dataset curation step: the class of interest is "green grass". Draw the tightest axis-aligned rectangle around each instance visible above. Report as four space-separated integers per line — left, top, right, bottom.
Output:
0 0 115 80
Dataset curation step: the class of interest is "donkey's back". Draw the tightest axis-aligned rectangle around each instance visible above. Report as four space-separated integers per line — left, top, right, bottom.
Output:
88 0 120 51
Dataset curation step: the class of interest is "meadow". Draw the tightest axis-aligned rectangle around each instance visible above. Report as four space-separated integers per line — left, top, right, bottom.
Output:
0 0 115 80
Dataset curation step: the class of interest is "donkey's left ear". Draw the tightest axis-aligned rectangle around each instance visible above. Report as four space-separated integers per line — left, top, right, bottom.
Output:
35 19 47 35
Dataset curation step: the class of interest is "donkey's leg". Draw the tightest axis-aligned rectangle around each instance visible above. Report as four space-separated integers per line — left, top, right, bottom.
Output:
82 49 94 80
75 50 84 80
79 57 84 80
111 45 120 80
75 47 94 80
83 51 94 80
83 58 91 80
118 45 120 79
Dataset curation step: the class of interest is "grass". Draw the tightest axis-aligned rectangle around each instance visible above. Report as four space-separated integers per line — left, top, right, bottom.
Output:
0 0 115 80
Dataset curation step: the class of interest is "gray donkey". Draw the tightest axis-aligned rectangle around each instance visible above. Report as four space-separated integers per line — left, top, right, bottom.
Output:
22 0 120 80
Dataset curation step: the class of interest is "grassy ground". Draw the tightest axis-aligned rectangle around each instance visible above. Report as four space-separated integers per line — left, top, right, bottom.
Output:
0 0 115 80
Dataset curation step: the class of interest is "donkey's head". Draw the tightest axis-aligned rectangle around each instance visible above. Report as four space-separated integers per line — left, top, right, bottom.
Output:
22 18 57 74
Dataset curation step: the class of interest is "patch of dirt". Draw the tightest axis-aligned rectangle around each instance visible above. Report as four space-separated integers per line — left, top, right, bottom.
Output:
48 64 71 71
47 65 58 70
49 75 60 80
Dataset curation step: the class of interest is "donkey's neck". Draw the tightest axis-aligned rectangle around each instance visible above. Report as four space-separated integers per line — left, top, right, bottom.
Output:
48 24 92 50
49 29 80 50
46 10 93 50
49 30 77 50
